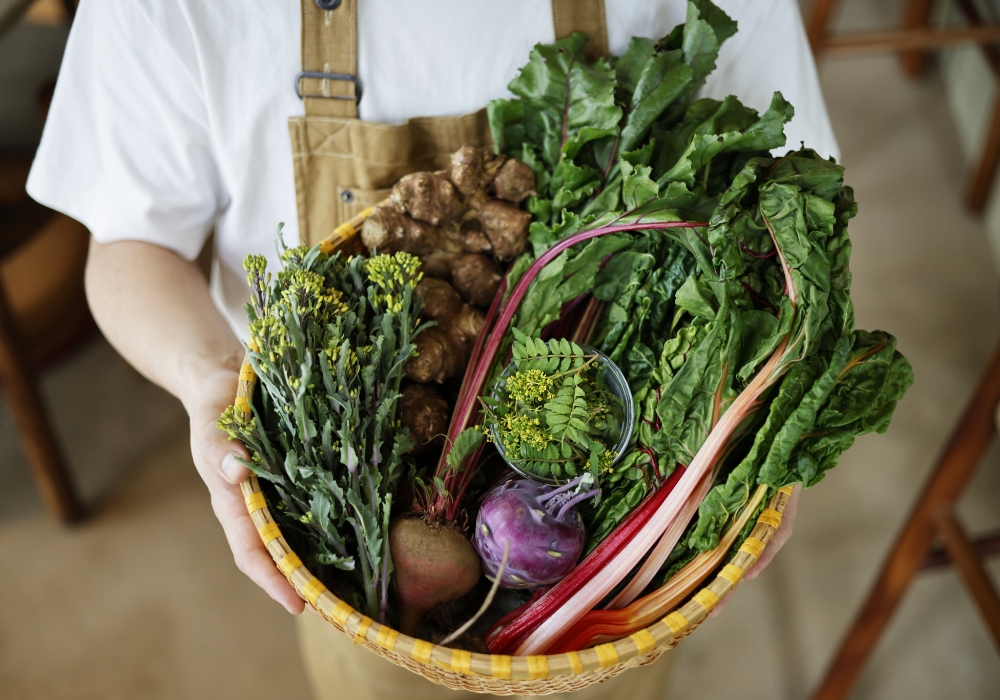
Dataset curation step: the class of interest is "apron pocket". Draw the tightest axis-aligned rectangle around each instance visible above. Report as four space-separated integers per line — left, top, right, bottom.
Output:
335 186 392 228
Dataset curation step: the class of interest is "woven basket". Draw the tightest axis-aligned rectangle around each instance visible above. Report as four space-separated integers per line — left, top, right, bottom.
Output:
239 467 791 694
232 207 795 694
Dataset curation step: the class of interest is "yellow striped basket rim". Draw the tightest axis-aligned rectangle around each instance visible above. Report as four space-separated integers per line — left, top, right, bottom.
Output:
238 468 792 693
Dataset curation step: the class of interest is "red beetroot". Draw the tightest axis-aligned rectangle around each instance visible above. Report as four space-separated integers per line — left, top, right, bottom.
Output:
389 517 481 635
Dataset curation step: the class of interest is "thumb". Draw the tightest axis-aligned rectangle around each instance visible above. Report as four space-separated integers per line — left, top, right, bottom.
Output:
220 452 251 485
195 413 251 487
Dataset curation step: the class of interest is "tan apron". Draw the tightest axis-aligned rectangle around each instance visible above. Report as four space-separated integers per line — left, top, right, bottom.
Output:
289 1 673 697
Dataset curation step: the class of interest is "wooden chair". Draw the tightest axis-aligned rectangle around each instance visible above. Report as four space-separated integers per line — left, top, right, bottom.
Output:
808 0 1000 211
811 335 1000 699
0 153 88 523
0 154 92 525
808 5 1000 696
1 0 88 523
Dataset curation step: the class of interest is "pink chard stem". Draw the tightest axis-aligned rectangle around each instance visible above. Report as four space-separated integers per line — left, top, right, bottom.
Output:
513 213 806 653
432 220 709 522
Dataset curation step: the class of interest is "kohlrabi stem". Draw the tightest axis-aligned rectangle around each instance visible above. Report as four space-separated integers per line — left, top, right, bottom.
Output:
556 489 602 520
535 475 586 504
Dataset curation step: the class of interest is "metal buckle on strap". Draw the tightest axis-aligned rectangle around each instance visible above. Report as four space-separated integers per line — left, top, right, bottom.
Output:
294 71 363 104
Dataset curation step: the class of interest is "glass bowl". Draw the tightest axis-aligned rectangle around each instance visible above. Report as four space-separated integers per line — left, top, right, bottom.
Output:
487 343 634 485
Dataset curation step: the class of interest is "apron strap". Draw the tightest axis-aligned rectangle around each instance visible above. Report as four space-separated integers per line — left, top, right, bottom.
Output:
299 0 359 119
297 0 610 119
552 0 609 60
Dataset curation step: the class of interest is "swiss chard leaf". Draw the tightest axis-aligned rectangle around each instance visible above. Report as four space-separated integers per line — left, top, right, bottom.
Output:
506 32 621 169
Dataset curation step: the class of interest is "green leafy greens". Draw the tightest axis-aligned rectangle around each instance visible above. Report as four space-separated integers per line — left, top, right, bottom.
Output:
478 1 912 559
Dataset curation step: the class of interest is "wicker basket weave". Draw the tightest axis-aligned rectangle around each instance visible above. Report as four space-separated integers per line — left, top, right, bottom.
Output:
239 470 790 694
232 208 795 694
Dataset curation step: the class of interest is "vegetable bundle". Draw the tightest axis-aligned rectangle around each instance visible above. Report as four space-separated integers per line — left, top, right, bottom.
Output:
482 331 626 482
221 0 913 659
219 245 424 623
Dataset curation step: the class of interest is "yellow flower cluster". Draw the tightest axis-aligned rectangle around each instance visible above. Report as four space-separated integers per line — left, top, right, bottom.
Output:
243 254 272 302
218 405 242 433
280 245 311 266
249 315 290 360
365 252 422 312
506 369 555 405
324 342 359 378
598 449 617 473
243 254 268 277
500 412 551 452
279 269 348 318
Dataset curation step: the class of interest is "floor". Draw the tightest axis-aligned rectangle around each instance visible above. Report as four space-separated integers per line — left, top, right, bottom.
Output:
2 5 1000 700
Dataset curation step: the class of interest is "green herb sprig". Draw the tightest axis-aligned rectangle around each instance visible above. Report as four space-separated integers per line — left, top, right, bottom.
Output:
482 330 622 481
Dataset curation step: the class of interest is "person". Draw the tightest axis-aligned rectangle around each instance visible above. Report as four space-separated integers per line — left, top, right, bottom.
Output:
28 1 825 698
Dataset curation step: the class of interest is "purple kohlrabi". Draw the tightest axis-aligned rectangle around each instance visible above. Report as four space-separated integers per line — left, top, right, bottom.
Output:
472 477 599 589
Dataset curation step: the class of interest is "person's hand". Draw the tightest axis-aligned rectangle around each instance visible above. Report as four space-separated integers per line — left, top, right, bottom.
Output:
708 484 800 618
84 240 305 613
185 366 305 614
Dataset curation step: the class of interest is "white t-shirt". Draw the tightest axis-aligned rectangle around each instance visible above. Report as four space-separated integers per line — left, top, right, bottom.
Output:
28 0 838 339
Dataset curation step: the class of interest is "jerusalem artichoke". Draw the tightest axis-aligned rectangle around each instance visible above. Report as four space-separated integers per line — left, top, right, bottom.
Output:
391 172 463 226
478 200 531 261
361 145 535 308
492 158 536 203
451 253 502 308
399 383 451 454
405 278 485 384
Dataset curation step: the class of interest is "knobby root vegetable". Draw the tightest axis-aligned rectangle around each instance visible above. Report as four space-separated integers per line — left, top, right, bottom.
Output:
391 172 463 225
361 213 500 307
405 278 485 383
406 328 461 384
451 253 502 308
492 158 536 203
418 275 467 319
361 205 440 257
419 277 486 356
460 219 493 253
399 384 450 454
361 146 535 306
389 516 481 635
478 200 531 261
450 145 506 196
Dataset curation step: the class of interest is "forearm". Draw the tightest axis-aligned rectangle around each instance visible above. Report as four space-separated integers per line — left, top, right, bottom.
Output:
85 237 303 613
84 238 243 408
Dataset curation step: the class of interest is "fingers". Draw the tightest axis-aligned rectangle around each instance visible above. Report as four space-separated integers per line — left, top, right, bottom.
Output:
191 391 252 487
745 484 800 581
708 589 733 618
710 486 801 618
188 379 304 614
220 452 251 485
210 484 305 614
